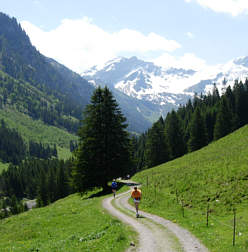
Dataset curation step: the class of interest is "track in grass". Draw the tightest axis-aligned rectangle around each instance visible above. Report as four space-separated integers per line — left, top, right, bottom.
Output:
103 184 209 252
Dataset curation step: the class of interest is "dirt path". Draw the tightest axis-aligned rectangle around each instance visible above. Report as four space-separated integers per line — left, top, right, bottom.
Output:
102 186 209 252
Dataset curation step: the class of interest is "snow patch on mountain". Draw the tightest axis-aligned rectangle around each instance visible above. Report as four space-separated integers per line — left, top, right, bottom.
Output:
82 56 248 107
185 58 248 94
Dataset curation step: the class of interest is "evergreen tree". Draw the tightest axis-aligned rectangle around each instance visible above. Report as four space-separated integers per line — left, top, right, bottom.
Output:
145 117 170 168
165 110 186 159
57 161 69 199
10 195 19 215
214 96 234 140
233 80 247 128
135 133 147 171
204 108 217 143
47 168 57 203
72 86 131 192
37 170 49 206
211 83 220 105
53 144 58 157
188 107 208 152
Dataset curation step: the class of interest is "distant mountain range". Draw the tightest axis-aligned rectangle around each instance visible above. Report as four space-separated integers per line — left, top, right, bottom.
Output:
0 12 155 133
2 11 248 134
82 55 248 107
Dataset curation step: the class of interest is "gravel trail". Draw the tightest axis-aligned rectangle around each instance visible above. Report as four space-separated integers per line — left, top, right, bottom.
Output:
102 185 209 252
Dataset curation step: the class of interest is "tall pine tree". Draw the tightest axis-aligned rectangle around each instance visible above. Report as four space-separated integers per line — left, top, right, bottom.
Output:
214 96 233 140
72 87 131 192
145 117 170 168
165 110 186 159
188 107 208 152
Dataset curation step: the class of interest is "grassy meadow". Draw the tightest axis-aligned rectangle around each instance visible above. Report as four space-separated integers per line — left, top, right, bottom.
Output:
0 190 134 252
132 125 248 251
0 108 78 160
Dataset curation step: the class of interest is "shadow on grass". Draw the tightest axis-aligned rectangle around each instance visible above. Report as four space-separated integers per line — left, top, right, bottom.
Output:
86 181 140 199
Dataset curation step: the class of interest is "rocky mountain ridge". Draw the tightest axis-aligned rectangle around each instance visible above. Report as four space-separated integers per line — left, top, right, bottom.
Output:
82 56 248 107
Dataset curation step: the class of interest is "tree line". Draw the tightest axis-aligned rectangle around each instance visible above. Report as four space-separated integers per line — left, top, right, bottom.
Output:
0 119 57 164
0 158 73 219
132 79 248 170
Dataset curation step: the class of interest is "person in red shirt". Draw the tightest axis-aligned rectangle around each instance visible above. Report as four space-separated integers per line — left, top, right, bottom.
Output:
131 186 142 218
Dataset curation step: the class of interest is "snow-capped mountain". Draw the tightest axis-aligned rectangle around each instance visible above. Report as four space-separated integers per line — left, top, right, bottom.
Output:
83 56 248 107
81 56 248 132
185 56 248 94
83 56 194 106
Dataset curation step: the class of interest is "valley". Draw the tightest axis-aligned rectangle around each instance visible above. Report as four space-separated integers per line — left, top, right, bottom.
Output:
0 5 248 252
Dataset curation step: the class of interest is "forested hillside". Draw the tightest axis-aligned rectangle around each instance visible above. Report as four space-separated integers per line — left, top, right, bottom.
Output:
0 119 57 165
133 80 248 171
0 12 94 133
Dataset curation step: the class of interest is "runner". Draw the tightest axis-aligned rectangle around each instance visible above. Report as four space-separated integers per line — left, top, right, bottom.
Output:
111 179 118 198
131 186 142 218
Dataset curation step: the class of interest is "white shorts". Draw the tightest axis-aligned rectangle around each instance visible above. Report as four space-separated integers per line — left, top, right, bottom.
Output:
133 198 140 203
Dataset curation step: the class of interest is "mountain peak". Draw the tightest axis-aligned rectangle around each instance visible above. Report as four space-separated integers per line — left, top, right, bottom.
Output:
82 54 248 107
82 56 195 105
233 56 248 67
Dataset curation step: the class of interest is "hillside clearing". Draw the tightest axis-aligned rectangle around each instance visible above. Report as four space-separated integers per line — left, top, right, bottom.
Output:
0 108 77 159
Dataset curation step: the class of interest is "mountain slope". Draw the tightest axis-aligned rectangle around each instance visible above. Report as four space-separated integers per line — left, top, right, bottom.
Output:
133 125 248 251
0 12 96 134
0 13 94 107
0 108 77 160
0 13 156 134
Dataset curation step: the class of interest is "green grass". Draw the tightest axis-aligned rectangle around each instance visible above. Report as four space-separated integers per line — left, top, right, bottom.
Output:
0 190 135 252
132 125 248 251
0 108 78 159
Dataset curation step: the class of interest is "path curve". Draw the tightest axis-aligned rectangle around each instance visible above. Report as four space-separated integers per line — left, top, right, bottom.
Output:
102 186 209 252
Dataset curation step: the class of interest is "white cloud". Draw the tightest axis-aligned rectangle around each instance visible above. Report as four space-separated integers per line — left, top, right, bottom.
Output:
153 52 207 71
185 0 248 16
186 32 195 39
21 17 181 73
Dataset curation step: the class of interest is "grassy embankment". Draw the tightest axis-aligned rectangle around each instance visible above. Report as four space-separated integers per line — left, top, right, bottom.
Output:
132 125 248 251
0 108 78 161
0 189 135 252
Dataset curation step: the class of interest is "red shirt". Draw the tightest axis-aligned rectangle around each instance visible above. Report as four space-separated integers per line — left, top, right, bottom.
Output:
131 189 142 200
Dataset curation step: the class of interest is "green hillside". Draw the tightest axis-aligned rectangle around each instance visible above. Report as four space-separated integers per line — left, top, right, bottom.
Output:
0 190 134 252
0 108 77 161
133 125 248 251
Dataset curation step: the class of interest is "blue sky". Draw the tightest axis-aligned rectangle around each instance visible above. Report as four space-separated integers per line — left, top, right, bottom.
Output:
1 0 248 73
